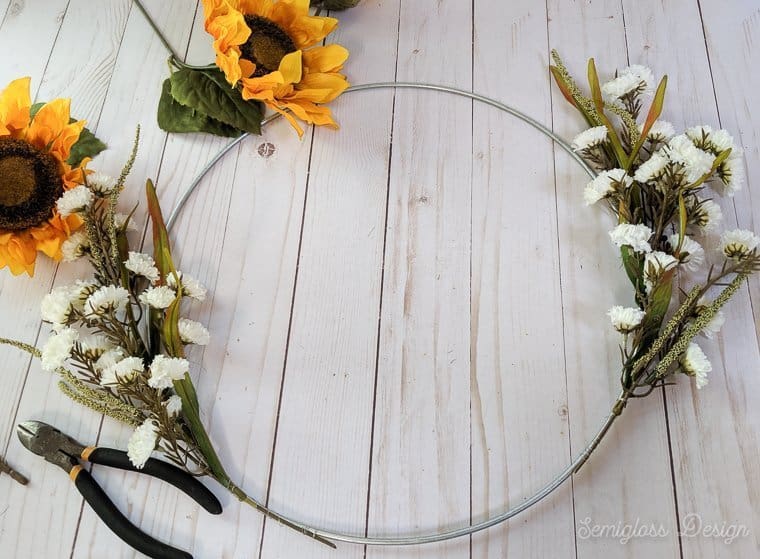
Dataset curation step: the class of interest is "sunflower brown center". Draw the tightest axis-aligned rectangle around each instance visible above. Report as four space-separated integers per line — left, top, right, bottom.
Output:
241 15 297 77
0 138 63 231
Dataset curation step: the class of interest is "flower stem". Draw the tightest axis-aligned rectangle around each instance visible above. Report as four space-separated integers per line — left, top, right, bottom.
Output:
573 389 630 474
133 0 218 72
222 479 336 548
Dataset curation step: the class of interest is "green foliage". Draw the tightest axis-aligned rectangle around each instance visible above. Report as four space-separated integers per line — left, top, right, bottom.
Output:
167 68 263 136
310 0 361 9
67 127 107 166
157 79 241 137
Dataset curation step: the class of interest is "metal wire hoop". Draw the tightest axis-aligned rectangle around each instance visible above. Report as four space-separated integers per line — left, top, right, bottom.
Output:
165 82 617 546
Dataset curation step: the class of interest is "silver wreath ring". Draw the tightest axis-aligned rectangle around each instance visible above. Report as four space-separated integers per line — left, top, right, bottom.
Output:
161 81 622 547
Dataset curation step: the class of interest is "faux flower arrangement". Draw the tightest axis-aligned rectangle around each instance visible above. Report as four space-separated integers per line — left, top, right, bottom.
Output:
550 51 759 464
156 0 358 139
0 117 331 549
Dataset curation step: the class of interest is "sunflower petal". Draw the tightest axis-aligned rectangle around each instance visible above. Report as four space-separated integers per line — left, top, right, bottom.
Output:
26 98 72 153
0 77 32 137
302 44 349 74
278 51 303 84
270 2 338 49
295 73 349 103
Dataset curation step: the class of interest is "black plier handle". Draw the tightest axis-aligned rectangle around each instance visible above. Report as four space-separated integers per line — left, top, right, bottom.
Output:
17 421 223 559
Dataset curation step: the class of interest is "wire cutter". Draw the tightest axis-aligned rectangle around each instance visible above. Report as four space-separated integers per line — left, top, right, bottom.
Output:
17 420 223 559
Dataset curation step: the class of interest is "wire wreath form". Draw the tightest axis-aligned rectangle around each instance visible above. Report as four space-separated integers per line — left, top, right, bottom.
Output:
165 82 617 547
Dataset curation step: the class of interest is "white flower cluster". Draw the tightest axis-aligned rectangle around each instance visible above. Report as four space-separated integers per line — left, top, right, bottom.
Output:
56 185 94 217
584 168 632 206
572 126 608 152
127 419 158 469
635 124 744 196
125 252 160 284
86 172 117 196
601 64 655 100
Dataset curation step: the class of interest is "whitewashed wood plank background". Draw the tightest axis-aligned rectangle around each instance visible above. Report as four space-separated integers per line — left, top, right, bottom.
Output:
0 1 758 558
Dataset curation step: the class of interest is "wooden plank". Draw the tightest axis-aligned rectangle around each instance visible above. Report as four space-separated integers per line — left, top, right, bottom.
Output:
469 1 575 557
622 1 760 556
364 2 472 559
545 1 682 557
0 0 69 88
0 1 134 557
258 3 401 559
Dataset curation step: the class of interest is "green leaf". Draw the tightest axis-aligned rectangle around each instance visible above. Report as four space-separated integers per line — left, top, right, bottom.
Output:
169 68 263 135
626 75 667 171
67 127 107 166
145 179 184 356
311 0 361 9
587 58 627 167
157 79 242 138
29 102 106 165
29 102 45 118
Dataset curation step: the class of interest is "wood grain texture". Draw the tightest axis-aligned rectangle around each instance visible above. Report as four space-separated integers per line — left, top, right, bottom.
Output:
470 1 575 558
365 2 472 559
0 1 758 558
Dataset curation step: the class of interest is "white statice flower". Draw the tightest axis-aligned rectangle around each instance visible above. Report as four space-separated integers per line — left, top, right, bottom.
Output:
691 198 723 233
720 229 760 260
686 125 736 154
40 327 78 372
94 347 126 373
148 355 189 389
41 286 76 325
714 150 745 197
164 395 183 417
602 64 654 100
623 64 655 93
114 213 137 231
633 151 669 184
641 120 675 142
139 285 176 309
609 223 653 253
127 419 158 469
124 252 160 284
61 230 89 263
572 126 608 152
178 318 210 346
665 135 716 183
696 296 726 340
86 172 117 196
78 335 113 360
607 306 646 333
56 185 94 217
100 356 145 387
667 234 705 273
685 124 714 148
680 342 712 389
167 271 207 302
85 285 130 316
644 251 679 291
584 168 632 206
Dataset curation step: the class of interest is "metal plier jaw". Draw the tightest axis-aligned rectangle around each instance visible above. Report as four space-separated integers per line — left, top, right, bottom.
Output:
17 421 86 474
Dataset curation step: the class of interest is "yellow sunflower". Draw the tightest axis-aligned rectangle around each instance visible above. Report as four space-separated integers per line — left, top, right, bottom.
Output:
202 0 350 136
0 77 87 276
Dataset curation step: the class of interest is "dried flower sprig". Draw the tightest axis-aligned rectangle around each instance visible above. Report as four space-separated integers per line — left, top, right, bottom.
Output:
551 51 759 469
0 132 334 547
